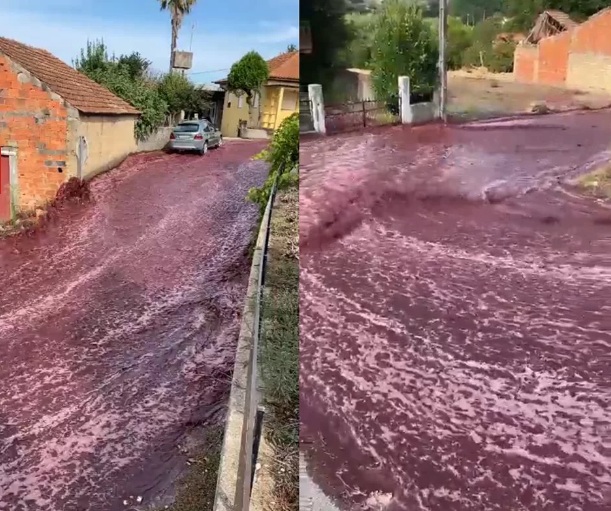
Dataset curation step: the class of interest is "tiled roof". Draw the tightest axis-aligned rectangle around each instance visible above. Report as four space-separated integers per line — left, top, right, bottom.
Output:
0 37 140 116
214 50 299 85
544 10 579 29
267 51 299 82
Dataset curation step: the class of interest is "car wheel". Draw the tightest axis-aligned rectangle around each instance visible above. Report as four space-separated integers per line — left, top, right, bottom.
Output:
200 142 208 156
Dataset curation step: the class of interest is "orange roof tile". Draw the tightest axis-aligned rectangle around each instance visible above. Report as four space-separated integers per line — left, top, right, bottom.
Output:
267 51 299 82
0 37 140 116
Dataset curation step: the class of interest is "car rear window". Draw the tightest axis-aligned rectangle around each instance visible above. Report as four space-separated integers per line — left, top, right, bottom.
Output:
174 123 200 133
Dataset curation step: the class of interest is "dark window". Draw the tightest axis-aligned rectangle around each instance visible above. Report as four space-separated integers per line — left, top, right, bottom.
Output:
227 102 232 108
174 123 200 133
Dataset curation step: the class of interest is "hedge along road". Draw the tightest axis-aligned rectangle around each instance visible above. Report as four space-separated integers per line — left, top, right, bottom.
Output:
0 141 267 511
299 111 611 511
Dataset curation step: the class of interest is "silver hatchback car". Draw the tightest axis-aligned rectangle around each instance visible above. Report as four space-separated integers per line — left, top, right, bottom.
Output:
168 120 223 155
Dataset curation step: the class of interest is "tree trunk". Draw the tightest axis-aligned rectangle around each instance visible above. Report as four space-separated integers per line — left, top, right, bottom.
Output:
169 16 178 72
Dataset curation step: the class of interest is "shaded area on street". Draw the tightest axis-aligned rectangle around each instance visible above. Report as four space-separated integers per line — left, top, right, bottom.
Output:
300 111 611 511
0 141 267 511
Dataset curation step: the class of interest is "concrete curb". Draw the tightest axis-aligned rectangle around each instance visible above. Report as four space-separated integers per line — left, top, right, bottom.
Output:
213 202 273 511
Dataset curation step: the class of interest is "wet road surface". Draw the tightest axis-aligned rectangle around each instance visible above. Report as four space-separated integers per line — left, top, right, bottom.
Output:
0 141 267 510
299 111 611 511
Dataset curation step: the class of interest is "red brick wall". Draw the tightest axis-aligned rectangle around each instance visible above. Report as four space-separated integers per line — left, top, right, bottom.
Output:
537 31 571 85
514 45 538 82
0 54 69 212
571 8 611 55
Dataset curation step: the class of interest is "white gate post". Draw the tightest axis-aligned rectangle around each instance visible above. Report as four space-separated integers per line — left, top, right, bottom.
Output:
308 84 326 134
398 76 412 124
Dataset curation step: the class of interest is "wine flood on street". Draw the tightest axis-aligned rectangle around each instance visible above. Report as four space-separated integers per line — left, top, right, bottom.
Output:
300 109 611 511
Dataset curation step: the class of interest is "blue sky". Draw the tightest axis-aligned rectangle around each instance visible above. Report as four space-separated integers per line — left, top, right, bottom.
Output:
3 0 298 84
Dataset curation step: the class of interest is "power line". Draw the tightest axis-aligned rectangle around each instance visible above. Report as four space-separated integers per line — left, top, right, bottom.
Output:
187 67 229 76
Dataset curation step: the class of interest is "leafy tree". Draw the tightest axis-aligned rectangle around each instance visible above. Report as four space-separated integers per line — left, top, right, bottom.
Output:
340 12 376 68
504 0 611 30
429 16 475 70
449 0 505 24
116 53 152 81
159 0 197 71
300 0 351 86
472 15 505 45
226 51 269 105
75 40 167 140
447 17 475 69
369 0 438 101
286 43 297 52
157 72 208 121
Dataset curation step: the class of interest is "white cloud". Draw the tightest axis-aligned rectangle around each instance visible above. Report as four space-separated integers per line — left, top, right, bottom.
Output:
1 6 297 82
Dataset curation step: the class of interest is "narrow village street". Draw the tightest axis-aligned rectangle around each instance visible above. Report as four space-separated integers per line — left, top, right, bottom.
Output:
300 111 611 511
0 141 266 511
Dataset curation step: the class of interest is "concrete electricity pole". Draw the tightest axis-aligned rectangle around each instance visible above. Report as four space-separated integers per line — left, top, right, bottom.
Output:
438 0 448 122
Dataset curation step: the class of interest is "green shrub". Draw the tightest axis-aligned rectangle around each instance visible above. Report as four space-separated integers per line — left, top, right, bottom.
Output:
486 41 517 73
462 42 488 68
369 0 438 102
248 113 299 211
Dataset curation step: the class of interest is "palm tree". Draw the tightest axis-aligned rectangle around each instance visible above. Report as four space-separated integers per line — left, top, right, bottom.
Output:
159 0 197 72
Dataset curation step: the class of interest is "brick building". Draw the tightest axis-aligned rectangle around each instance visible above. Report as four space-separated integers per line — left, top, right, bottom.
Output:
0 37 140 222
514 8 611 92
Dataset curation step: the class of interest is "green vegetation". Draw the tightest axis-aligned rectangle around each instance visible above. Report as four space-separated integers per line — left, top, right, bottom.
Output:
326 0 611 84
248 113 299 211
162 426 223 511
260 187 299 511
74 40 208 140
339 2 514 80
370 0 438 100
447 0 610 31
578 163 611 199
158 0 198 71
226 51 270 105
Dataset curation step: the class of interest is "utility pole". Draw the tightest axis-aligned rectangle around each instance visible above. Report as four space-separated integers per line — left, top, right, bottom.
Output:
438 0 448 122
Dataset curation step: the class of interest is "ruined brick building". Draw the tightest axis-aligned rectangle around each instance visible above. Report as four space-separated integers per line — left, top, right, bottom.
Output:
514 8 611 92
0 37 140 221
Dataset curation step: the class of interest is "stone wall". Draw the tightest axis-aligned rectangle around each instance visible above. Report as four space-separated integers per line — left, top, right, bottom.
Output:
136 126 172 153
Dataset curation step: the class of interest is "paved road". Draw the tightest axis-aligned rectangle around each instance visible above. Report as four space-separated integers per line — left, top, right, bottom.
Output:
300 111 611 511
0 141 267 510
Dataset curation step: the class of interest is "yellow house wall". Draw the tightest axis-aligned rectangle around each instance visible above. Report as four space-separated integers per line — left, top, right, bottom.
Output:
220 90 264 137
261 85 299 130
276 88 299 128
78 115 139 179
221 83 298 135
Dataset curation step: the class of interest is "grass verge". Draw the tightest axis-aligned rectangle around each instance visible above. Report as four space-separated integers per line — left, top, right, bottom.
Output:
163 425 223 511
260 186 299 510
577 163 611 199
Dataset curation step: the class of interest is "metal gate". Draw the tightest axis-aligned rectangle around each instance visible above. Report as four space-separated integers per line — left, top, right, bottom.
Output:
324 99 400 134
299 92 314 133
